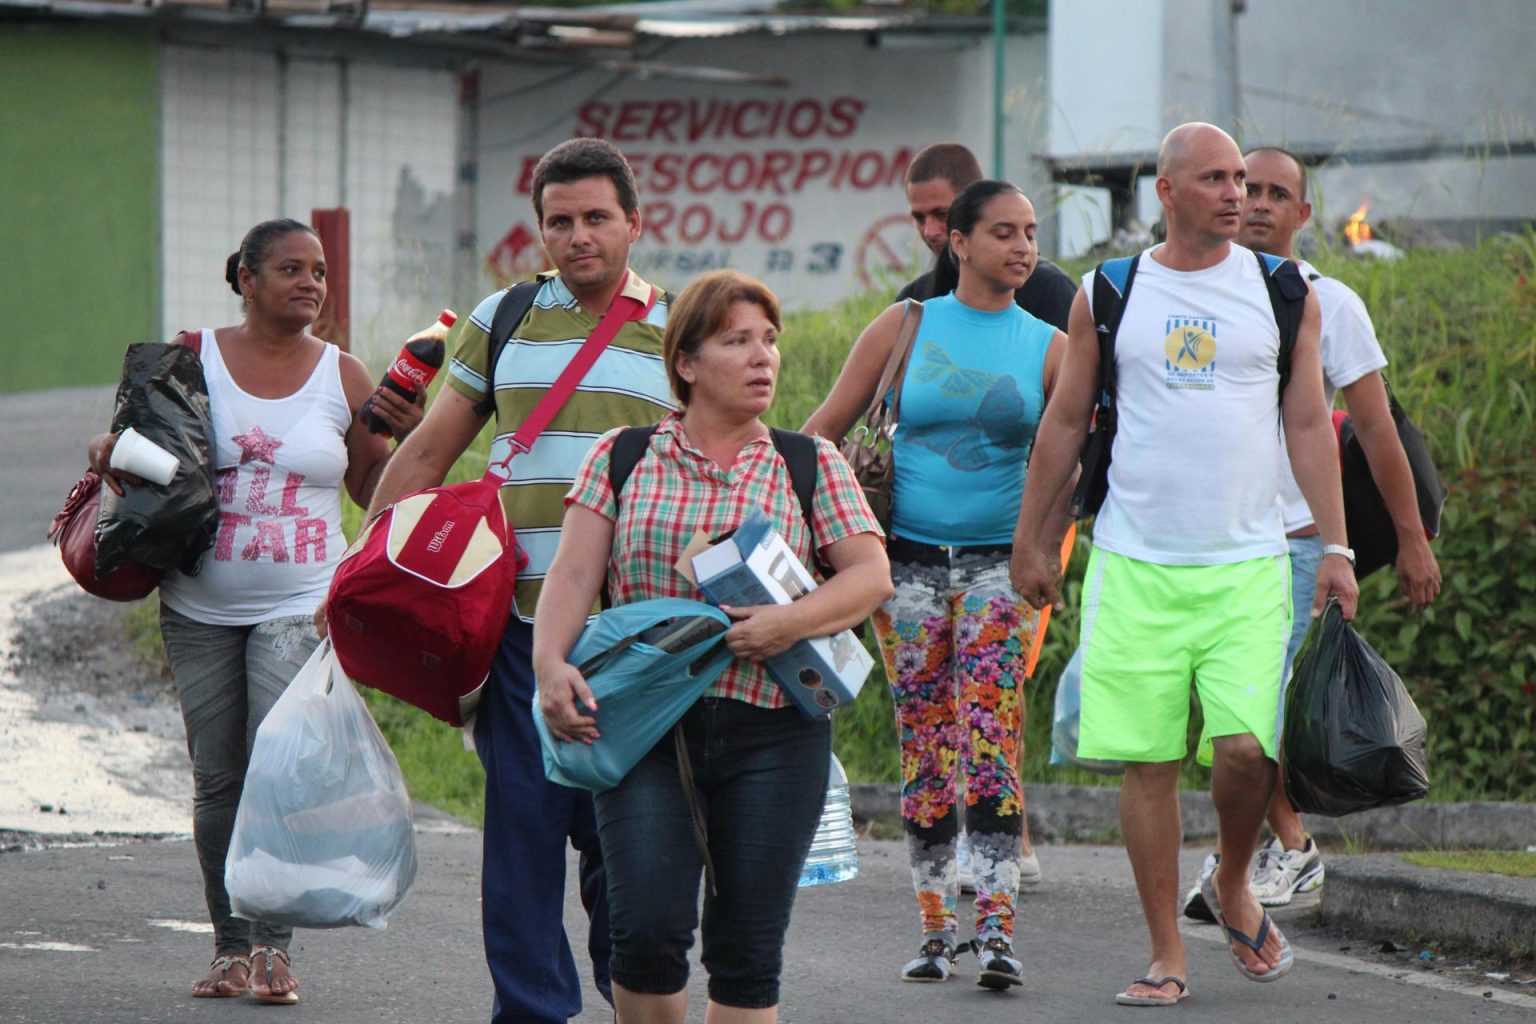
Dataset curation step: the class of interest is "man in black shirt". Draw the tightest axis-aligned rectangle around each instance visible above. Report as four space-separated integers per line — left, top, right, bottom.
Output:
895 142 1077 331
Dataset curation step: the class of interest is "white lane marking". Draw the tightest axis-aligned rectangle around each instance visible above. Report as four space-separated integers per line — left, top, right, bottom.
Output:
147 919 213 934
0 942 97 952
1183 921 1536 1010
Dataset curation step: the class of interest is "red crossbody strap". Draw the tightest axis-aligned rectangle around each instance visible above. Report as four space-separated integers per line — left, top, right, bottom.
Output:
494 285 657 469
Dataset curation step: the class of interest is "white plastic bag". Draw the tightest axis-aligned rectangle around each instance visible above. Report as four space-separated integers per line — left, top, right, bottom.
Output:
1048 647 1125 775
225 639 418 929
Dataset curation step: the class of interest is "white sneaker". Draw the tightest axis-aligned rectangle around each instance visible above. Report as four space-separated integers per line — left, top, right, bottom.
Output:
956 830 975 893
1019 850 1042 889
1182 852 1218 922
1250 835 1325 907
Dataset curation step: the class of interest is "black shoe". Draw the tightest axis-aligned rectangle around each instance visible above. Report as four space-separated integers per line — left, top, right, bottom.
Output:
973 937 1023 990
901 937 958 983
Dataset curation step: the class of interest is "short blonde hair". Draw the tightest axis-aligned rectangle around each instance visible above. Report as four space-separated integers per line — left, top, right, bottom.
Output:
663 270 783 407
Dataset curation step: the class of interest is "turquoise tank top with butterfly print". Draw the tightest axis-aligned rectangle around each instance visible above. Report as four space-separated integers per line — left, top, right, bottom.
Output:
890 293 1054 545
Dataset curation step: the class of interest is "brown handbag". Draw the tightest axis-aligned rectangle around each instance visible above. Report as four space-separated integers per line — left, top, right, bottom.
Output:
838 299 921 530
48 331 202 602
49 469 162 601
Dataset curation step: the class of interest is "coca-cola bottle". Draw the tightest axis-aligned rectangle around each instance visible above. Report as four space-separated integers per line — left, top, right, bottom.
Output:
361 309 457 437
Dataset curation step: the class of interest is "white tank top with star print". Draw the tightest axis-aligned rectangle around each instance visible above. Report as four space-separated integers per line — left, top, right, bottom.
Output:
159 330 352 625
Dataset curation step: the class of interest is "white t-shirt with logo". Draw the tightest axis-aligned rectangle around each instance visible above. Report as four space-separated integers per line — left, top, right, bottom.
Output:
1084 244 1289 566
159 331 351 625
1278 260 1388 531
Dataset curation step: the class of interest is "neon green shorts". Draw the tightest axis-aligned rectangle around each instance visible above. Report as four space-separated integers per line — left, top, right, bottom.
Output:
1076 547 1291 765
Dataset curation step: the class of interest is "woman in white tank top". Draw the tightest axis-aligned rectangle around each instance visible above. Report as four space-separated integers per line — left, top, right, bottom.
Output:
86 219 423 1004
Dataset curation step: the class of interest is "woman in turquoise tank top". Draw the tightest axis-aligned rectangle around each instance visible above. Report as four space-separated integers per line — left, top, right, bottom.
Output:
803 181 1070 989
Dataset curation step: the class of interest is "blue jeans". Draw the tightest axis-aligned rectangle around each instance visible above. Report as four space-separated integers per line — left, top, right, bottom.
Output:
1275 534 1324 746
474 616 610 1024
158 604 316 955
595 698 830 1009
1282 534 1325 690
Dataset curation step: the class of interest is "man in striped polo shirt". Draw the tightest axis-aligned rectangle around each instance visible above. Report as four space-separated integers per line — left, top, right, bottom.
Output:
369 138 675 1024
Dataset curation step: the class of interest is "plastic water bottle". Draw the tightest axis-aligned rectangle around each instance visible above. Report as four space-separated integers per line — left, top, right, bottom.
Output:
798 753 859 887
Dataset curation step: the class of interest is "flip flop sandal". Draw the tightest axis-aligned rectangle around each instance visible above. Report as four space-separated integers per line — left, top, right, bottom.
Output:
1200 874 1294 983
192 953 251 998
1115 975 1189 1006
250 945 301 1005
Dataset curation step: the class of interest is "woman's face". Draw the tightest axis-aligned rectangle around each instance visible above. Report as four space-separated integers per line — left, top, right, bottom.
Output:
241 231 327 327
951 191 1037 293
676 300 781 419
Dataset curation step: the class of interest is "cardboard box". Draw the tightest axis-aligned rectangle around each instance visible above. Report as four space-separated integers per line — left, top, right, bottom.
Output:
690 508 873 717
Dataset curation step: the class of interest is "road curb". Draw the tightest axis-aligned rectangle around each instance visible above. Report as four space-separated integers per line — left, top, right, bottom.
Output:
1322 853 1536 957
850 782 1536 850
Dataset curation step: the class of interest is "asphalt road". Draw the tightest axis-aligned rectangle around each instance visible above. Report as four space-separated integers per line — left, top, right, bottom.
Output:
2 832 1531 1024
0 385 116 555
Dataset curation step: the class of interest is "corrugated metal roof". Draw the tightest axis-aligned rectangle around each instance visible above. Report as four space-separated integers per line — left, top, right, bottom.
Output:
1 0 1013 84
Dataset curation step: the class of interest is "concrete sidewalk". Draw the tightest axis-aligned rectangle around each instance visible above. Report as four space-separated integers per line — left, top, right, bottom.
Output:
853 784 1536 962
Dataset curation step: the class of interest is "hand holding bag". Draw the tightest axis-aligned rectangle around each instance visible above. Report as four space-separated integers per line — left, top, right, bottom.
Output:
1282 598 1430 816
838 300 921 530
327 287 657 725
225 640 418 930
534 599 734 792
48 331 210 601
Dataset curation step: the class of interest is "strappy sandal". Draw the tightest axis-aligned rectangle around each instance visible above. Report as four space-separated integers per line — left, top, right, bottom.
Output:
192 953 251 998
250 945 300 1005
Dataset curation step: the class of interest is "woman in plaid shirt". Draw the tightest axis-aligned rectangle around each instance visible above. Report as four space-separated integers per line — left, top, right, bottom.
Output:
532 270 891 1024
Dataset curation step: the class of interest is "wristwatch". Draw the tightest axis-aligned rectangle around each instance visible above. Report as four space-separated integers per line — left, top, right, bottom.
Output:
1322 543 1356 567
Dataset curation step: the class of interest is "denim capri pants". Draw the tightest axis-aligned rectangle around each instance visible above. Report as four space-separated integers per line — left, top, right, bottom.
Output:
594 696 830 1008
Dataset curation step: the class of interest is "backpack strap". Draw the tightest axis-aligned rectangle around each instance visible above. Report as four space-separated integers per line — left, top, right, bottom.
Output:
767 427 819 541
472 280 544 419
1091 254 1138 408
608 424 658 498
608 423 826 573
1255 251 1309 401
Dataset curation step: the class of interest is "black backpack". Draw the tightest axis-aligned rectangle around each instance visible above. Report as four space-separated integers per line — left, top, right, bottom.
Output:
603 423 835 611
607 424 820 547
1069 249 1309 518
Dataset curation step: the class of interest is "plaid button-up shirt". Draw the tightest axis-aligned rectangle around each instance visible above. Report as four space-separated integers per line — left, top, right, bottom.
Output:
566 413 882 708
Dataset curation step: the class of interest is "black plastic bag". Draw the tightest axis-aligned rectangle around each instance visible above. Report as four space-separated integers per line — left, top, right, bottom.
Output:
95 342 219 576
1283 599 1429 816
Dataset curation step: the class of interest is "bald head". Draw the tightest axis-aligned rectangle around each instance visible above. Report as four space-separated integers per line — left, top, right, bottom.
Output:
1154 122 1247 255
1157 122 1240 180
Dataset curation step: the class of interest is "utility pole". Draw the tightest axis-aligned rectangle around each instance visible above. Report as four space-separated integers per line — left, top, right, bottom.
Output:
993 0 1005 177
1213 0 1244 135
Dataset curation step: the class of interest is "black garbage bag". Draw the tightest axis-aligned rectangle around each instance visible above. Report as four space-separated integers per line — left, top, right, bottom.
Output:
95 343 219 576
1283 598 1429 816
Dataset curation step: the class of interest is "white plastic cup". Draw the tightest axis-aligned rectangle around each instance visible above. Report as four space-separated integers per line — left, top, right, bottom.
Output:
109 427 179 486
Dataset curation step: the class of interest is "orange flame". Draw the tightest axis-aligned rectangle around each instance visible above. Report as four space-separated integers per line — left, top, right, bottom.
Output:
1344 201 1374 246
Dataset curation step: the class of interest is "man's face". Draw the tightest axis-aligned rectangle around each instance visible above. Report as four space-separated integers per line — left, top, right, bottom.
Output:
907 177 959 258
1239 151 1311 255
538 176 641 298
1160 129 1246 245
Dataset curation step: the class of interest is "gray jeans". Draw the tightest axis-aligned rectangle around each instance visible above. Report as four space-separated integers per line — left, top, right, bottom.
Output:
159 603 318 955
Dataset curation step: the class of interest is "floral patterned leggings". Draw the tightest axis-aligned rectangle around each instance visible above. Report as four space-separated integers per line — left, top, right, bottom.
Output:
873 540 1040 942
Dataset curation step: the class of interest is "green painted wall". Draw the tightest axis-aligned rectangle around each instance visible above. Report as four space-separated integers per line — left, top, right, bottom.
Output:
0 24 158 393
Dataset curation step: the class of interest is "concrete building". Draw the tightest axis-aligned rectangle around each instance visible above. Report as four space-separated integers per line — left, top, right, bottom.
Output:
1045 0 1536 255
1 1 1051 390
